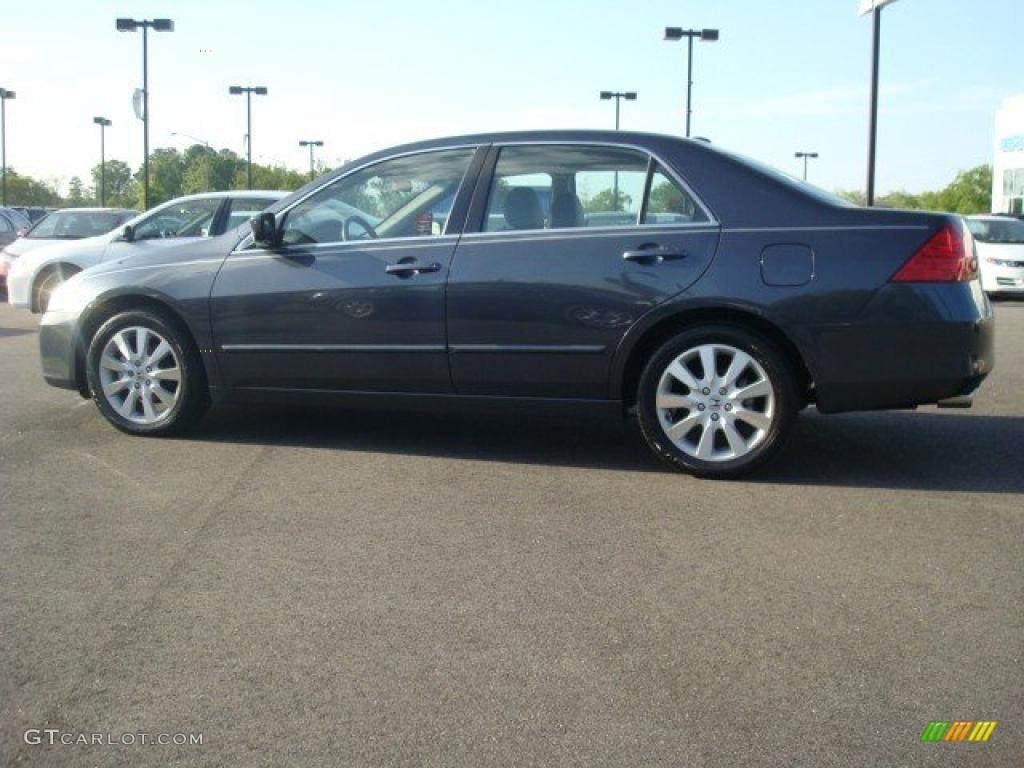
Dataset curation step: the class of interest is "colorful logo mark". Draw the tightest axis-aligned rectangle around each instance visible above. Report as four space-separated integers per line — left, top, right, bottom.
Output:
921 721 997 742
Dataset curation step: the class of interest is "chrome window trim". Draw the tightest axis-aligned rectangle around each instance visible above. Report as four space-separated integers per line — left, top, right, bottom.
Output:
228 235 459 260
484 139 719 230
460 225 719 246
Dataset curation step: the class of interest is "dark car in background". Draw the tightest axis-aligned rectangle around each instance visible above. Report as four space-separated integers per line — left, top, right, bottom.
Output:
11 206 56 225
36 131 994 477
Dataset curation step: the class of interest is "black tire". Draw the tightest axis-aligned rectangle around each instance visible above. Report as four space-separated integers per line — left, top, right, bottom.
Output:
86 309 209 436
636 324 798 478
35 265 80 313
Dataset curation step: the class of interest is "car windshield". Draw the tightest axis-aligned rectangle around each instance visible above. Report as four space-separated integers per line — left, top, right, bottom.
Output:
967 218 1024 244
26 211 129 239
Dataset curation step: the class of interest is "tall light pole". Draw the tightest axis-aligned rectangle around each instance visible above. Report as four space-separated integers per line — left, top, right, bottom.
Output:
860 0 899 206
299 140 324 181
229 85 268 189
93 117 112 206
795 151 819 181
599 92 636 211
116 17 174 210
599 91 637 131
664 27 719 138
0 88 14 206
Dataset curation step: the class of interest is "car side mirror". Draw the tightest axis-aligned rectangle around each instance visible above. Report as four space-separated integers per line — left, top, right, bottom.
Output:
250 212 279 248
121 224 135 242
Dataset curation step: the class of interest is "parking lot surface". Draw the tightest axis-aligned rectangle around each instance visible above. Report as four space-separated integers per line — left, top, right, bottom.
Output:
1 300 1022 767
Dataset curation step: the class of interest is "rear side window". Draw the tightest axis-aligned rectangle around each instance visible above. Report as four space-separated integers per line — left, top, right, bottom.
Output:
643 164 709 225
483 145 709 231
225 198 278 231
484 145 648 232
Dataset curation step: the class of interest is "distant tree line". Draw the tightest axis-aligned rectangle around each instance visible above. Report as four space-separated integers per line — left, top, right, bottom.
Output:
4 144 323 209
835 165 992 214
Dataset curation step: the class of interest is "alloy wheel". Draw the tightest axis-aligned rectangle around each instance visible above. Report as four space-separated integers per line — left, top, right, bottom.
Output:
655 343 775 462
97 326 182 425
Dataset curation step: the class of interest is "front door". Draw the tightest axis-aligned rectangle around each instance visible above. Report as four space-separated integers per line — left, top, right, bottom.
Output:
210 147 480 393
446 143 720 399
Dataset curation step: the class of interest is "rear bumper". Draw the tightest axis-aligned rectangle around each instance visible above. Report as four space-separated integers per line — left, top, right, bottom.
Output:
39 309 83 390
801 281 994 413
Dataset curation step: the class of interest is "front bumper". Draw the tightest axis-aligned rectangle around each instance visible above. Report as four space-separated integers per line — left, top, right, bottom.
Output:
5 260 32 308
39 309 83 390
980 263 1024 293
802 281 994 413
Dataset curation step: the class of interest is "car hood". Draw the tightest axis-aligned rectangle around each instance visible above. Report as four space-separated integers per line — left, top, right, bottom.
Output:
976 241 1024 259
79 230 243 280
3 237 79 258
10 233 112 273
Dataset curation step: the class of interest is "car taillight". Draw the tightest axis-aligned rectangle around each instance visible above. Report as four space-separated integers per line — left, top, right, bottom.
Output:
890 223 978 282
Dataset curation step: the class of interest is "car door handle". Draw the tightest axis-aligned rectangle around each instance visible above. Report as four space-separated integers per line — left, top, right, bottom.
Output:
622 246 688 264
385 260 442 276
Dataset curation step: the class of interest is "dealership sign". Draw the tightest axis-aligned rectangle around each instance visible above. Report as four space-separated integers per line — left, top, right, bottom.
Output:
859 0 899 14
1001 135 1024 153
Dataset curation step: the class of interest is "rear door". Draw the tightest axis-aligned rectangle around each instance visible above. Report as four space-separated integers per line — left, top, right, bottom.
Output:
446 143 720 398
210 146 483 393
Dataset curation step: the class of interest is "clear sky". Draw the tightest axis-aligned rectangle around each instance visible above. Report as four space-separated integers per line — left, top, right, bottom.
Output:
1 0 1020 196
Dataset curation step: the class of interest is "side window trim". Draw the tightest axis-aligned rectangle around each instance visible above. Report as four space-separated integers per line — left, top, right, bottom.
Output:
637 156 657 227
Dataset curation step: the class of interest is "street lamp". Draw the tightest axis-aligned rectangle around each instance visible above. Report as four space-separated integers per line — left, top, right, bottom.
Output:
0 88 14 206
116 17 174 210
794 151 819 181
599 91 637 130
664 26 719 138
299 140 324 181
229 85 268 189
93 117 112 206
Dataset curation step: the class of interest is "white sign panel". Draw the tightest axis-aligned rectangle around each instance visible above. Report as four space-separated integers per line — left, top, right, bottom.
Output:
859 0 899 15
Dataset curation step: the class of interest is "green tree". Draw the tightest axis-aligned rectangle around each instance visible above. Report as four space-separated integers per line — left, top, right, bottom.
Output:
66 176 92 206
90 160 137 208
136 148 185 207
584 188 632 212
834 164 992 214
1 169 62 206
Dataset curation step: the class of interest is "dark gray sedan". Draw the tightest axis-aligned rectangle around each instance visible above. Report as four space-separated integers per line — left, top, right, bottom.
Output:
36 131 994 477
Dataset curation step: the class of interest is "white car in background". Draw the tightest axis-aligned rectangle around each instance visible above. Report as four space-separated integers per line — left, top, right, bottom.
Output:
6 190 286 312
966 215 1024 296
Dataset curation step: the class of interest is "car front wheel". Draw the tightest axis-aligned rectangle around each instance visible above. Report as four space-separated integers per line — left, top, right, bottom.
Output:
637 325 798 478
86 310 209 435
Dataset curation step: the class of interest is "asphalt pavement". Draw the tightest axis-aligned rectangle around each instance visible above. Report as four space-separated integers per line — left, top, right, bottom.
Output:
1 299 1022 767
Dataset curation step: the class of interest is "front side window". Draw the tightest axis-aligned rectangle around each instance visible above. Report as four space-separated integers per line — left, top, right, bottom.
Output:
483 145 709 232
133 198 222 240
0 215 11 234
279 148 475 246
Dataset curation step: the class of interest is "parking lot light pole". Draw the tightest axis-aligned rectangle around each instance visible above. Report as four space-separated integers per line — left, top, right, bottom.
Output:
664 27 719 138
0 88 14 206
299 140 324 181
795 151 819 181
229 86 268 189
599 91 637 131
93 117 112 206
116 18 174 210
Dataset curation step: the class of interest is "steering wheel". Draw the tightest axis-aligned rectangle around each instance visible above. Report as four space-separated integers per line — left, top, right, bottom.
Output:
343 215 378 241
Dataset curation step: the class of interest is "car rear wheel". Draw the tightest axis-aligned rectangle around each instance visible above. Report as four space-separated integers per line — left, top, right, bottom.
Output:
35 264 80 313
637 325 798 478
86 310 209 436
